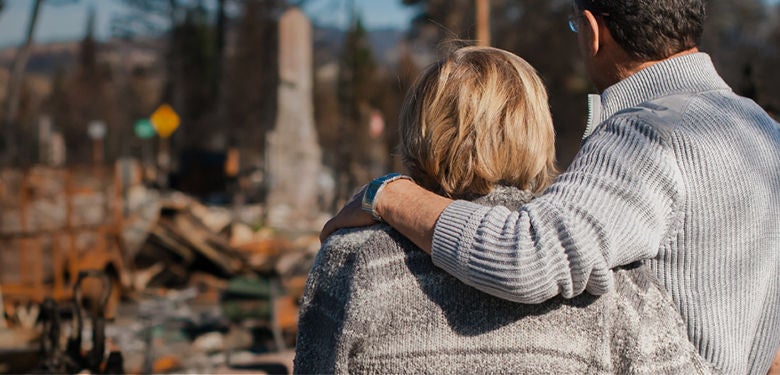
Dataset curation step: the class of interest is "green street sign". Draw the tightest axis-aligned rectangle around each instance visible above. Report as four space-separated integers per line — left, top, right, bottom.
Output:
134 119 156 139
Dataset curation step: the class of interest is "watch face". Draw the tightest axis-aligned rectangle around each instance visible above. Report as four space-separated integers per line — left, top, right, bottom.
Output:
362 173 401 213
364 181 380 202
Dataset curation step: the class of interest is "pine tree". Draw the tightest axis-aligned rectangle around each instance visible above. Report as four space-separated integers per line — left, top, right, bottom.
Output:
220 0 282 171
334 17 378 207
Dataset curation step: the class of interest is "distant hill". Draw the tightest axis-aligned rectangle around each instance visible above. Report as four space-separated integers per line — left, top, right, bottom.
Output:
0 41 79 74
313 25 405 68
0 25 407 77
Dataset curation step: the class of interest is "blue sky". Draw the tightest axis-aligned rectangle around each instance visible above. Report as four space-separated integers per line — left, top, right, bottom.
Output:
0 0 416 48
1 0 778 49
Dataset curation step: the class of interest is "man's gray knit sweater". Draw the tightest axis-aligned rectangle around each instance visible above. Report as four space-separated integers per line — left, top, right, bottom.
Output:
432 53 780 374
295 186 715 374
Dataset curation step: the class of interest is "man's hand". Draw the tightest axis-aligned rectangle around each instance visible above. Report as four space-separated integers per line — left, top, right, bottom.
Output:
768 346 780 375
320 178 451 253
320 186 376 243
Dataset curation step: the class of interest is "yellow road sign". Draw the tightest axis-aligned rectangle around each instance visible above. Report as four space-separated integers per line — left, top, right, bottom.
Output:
150 104 180 138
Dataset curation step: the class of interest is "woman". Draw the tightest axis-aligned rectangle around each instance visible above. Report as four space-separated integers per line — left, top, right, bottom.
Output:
294 46 715 374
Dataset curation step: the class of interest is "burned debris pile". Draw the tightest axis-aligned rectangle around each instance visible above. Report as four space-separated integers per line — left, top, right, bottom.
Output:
0 167 321 374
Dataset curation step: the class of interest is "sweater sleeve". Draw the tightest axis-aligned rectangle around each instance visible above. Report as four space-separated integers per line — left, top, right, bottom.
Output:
432 114 684 303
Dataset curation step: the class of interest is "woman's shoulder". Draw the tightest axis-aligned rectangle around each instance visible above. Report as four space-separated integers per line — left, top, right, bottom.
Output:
608 264 716 373
301 225 414 309
315 224 416 274
323 224 410 256
611 263 672 304
325 224 393 248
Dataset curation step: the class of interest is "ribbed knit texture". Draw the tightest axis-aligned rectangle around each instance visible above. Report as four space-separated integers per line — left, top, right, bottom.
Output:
294 186 716 374
432 53 780 374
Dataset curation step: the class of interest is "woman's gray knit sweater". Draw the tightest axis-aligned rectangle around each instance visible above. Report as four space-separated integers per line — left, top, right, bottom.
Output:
294 186 715 374
432 53 780 374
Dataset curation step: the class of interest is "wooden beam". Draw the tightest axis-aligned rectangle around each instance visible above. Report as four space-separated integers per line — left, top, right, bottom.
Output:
66 170 78 289
476 0 491 47
0 285 6 329
19 171 30 285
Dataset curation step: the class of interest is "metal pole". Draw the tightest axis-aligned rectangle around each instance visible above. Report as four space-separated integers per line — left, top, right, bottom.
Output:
93 139 104 165
157 138 170 190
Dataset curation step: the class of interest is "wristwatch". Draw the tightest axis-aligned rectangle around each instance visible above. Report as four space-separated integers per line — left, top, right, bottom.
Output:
362 173 412 221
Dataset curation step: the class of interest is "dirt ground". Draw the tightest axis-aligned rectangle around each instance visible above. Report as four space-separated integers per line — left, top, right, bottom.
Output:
1 289 299 374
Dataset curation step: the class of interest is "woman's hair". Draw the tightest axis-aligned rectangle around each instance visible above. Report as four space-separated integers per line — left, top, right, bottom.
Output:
399 46 557 199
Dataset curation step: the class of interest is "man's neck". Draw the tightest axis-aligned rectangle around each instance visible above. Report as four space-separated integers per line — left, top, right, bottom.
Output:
598 47 700 92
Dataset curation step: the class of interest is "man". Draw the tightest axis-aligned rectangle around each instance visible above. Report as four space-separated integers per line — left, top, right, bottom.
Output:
321 0 780 373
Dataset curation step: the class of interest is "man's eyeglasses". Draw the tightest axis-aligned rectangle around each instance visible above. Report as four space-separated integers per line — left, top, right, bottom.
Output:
567 14 582 33
567 12 610 33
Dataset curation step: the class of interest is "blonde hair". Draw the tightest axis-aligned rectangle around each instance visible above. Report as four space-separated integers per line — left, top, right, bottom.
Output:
399 46 558 199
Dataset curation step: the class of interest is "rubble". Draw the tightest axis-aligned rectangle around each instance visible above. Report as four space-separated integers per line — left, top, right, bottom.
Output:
0 327 39 350
130 191 317 296
1 6 337 372
1 165 322 374
104 285 294 374
192 331 225 353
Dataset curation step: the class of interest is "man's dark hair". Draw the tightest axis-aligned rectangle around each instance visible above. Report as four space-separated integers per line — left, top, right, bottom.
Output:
575 0 706 61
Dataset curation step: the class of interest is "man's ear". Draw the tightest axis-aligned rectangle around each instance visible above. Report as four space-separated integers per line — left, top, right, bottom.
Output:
582 10 601 57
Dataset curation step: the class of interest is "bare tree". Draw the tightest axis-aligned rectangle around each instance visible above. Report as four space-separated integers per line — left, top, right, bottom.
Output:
701 0 768 96
375 43 419 173
2 0 42 164
220 0 283 174
1 0 79 165
333 17 378 207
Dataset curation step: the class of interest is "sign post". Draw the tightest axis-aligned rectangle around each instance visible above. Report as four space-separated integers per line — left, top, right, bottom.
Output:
149 104 181 189
88 120 107 179
38 116 52 164
88 120 107 164
134 119 155 181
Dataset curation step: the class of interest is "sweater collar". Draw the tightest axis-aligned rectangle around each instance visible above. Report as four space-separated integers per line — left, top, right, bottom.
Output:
471 185 535 211
583 52 731 139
